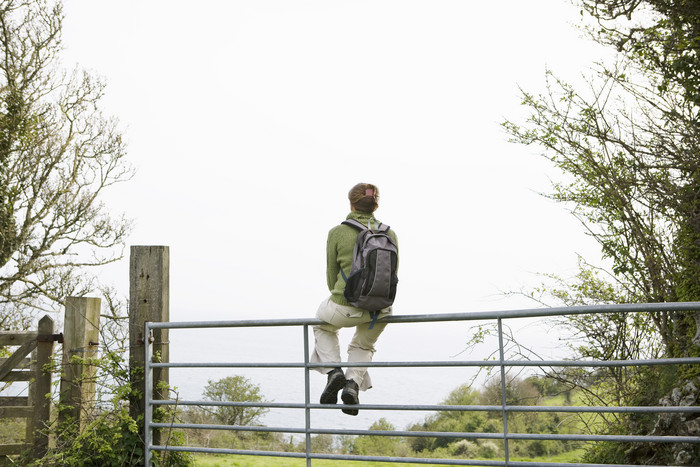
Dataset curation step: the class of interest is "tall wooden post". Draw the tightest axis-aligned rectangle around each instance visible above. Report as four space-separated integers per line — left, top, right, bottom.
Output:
129 246 169 436
59 297 101 433
30 316 54 459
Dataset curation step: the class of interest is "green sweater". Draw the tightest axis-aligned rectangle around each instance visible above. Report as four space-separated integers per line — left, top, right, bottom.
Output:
326 211 399 307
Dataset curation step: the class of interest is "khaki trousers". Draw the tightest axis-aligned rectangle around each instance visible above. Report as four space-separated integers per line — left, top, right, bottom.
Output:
310 297 391 391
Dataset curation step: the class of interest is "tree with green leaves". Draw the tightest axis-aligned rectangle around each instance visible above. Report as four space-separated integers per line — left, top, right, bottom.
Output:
202 375 268 427
582 0 700 106
349 418 407 457
503 1 699 464
0 0 132 329
504 1 699 359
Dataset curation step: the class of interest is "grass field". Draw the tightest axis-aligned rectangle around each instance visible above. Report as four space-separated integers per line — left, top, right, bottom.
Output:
192 448 586 466
193 456 431 467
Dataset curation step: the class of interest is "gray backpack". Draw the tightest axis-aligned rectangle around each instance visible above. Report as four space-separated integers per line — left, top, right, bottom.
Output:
340 219 399 321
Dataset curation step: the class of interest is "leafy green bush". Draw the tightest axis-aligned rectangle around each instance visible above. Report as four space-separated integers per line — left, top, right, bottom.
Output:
349 418 409 457
23 401 193 466
449 440 479 457
16 298 196 466
405 377 586 461
201 376 269 427
477 440 500 458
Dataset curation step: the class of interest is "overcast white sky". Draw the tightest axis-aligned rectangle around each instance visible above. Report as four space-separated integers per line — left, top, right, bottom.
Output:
58 1 610 418
61 0 606 317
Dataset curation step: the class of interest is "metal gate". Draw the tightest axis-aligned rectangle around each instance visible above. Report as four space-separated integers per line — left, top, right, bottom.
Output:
144 302 700 466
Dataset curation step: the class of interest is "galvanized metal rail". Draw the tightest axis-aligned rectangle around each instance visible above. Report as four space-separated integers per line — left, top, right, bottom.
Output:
144 302 700 466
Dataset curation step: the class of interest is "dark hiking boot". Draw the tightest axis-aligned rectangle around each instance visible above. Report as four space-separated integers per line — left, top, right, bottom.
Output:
341 379 360 416
320 368 346 404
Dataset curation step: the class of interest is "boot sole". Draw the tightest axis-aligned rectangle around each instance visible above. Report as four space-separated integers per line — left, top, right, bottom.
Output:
341 390 359 416
320 373 346 404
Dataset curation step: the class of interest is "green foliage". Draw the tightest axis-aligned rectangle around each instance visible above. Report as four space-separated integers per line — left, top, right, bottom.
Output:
480 377 539 407
448 439 479 457
8 292 195 466
192 453 443 467
502 0 700 355
201 376 269 427
36 407 144 466
308 434 334 454
183 376 589 464
526 374 571 400
404 377 583 460
175 376 285 454
581 0 700 107
441 383 480 406
0 0 132 327
502 1 700 463
23 371 194 466
349 418 409 457
178 403 292 453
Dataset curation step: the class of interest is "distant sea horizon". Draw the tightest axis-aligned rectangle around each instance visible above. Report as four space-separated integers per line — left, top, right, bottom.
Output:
167 317 568 432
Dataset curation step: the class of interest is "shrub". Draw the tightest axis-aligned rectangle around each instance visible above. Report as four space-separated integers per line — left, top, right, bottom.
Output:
27 406 193 466
450 440 479 457
478 440 500 458
350 418 408 457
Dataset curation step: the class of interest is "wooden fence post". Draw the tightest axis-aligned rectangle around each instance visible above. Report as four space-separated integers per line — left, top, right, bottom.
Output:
30 316 54 459
59 297 101 433
129 246 169 441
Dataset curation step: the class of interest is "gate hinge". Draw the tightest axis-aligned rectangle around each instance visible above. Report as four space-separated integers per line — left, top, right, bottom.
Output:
136 333 155 346
37 333 64 343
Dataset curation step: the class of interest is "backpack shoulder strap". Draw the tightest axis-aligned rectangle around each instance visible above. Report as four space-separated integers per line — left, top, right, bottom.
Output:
342 219 390 232
341 219 367 231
